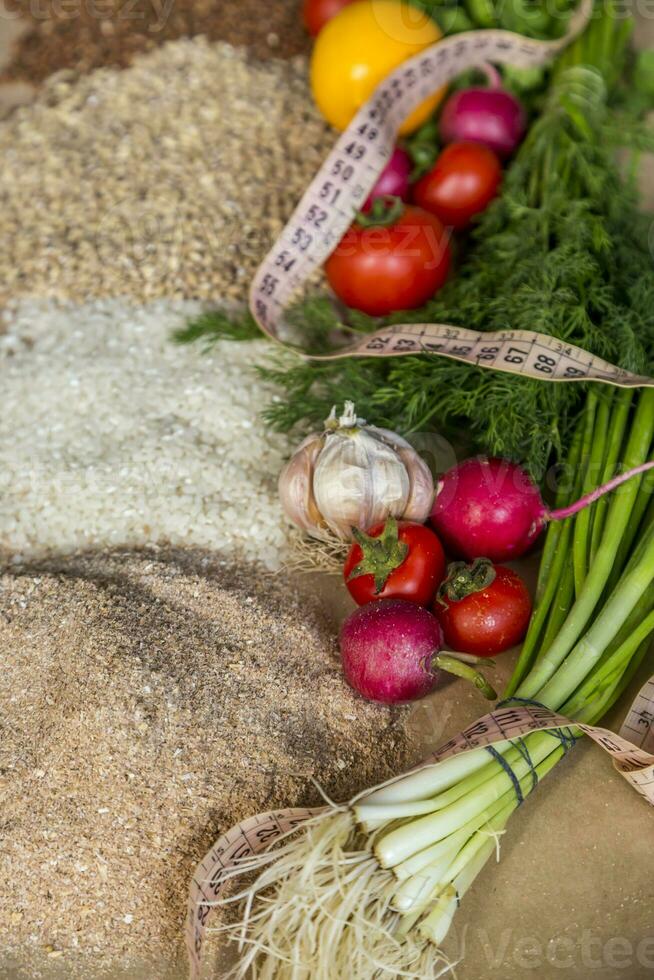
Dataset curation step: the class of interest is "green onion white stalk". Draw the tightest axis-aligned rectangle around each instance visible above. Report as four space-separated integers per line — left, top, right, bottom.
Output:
219 386 654 980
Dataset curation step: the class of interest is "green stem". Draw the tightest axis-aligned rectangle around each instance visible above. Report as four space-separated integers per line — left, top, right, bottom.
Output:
606 460 654 596
534 520 654 709
356 195 405 228
504 522 573 699
581 389 612 571
538 559 575 654
432 654 497 701
504 419 585 698
563 603 654 718
536 419 584 604
517 389 654 699
589 389 633 562
572 387 599 595
572 633 653 726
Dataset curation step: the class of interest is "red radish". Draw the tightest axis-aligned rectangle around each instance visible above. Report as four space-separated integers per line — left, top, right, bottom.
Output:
363 148 412 211
339 598 496 704
430 456 654 563
434 558 532 656
439 64 526 159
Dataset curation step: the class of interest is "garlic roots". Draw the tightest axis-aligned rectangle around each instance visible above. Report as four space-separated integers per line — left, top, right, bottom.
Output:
278 402 434 540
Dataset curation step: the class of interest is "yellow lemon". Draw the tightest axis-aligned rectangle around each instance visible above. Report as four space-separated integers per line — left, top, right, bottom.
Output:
310 0 444 135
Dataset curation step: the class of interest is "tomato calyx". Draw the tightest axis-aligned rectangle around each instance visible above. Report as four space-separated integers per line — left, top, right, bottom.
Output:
438 557 496 604
355 194 405 229
347 516 409 594
405 118 439 180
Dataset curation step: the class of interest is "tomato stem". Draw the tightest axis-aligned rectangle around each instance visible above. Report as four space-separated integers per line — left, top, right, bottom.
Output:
438 557 496 603
347 516 409 594
355 195 405 228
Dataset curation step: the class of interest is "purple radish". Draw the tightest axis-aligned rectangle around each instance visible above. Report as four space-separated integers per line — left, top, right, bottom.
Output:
339 598 496 704
363 147 412 211
439 64 526 159
430 456 654 563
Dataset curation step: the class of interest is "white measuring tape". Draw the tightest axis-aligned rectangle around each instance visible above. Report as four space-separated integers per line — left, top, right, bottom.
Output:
248 0 654 389
186 675 654 978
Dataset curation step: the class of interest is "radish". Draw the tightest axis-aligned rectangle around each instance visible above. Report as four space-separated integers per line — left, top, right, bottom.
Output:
339 598 496 704
430 456 654 563
438 64 526 159
363 148 412 211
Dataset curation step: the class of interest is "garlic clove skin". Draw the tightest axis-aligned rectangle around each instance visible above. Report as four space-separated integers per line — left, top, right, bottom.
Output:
313 427 410 538
278 433 325 533
373 426 435 523
397 446 435 522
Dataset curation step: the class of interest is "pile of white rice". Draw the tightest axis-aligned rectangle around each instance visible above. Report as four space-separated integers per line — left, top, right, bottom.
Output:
0 298 293 567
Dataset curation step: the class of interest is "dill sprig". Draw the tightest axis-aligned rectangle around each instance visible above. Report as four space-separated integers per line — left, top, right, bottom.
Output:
173 309 261 348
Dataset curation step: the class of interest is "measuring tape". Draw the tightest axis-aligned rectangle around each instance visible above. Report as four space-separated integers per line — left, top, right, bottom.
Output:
248 0 654 389
186 675 654 979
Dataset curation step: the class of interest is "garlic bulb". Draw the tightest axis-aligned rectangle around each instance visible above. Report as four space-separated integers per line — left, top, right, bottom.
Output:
278 402 434 540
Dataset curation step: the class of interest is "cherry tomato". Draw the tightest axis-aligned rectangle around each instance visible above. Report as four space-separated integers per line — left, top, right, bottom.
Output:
310 0 445 134
325 202 451 316
344 518 446 607
413 141 502 230
302 0 355 36
434 558 532 656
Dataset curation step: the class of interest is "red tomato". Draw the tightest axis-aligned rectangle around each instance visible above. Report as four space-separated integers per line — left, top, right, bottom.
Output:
325 203 451 316
434 559 532 656
413 141 502 230
344 518 446 607
302 0 355 36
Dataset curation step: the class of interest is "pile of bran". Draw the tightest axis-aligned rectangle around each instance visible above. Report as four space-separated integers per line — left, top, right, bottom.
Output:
0 549 414 968
0 38 331 306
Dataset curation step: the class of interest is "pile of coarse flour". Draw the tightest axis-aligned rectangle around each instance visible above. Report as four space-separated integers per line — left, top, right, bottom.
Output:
0 38 331 306
0 550 414 969
0 298 293 568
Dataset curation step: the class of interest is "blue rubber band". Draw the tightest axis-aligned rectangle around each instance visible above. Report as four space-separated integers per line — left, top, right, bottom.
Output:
511 737 538 794
485 696 580 806
498 696 579 755
486 745 524 806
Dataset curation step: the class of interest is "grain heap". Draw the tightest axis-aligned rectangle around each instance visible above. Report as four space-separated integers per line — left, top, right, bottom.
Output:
0 298 291 567
0 37 331 305
0 549 413 967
